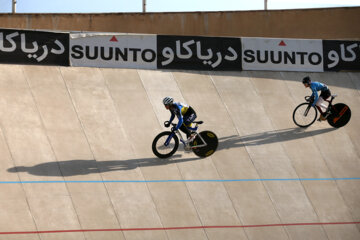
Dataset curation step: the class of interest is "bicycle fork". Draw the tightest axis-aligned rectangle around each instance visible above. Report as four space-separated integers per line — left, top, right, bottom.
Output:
304 104 311 116
164 132 176 146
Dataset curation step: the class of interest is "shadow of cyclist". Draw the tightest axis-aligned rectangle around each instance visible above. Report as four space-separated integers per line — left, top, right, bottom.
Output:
7 128 335 177
217 127 336 151
7 155 200 177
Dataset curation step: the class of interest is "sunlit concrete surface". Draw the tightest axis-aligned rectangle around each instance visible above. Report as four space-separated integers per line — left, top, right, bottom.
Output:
0 65 359 240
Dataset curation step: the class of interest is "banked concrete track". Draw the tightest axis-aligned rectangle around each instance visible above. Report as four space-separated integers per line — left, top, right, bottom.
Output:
0 64 359 240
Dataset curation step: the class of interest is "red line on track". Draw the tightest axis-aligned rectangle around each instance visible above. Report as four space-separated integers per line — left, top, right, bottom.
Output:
1 222 359 235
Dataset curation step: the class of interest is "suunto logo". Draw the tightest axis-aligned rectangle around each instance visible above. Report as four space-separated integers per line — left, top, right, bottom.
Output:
71 45 156 63
243 50 322 65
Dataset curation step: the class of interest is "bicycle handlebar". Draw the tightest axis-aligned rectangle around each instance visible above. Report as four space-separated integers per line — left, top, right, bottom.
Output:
164 121 178 133
305 95 314 103
164 120 203 133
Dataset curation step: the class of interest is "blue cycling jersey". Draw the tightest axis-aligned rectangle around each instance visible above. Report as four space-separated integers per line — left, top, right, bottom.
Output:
168 102 190 130
310 82 328 106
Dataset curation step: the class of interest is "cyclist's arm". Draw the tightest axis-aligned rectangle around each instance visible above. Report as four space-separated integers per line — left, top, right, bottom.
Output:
169 112 175 124
175 105 184 130
311 87 318 107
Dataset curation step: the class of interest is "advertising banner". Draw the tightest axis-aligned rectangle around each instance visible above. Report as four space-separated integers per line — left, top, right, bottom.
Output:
323 40 360 71
157 35 242 71
0 28 69 66
242 38 323 72
70 33 157 69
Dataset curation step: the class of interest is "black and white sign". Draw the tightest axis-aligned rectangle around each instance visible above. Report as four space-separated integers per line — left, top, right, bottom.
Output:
70 33 157 69
157 35 242 71
0 29 69 66
242 38 323 72
323 40 360 71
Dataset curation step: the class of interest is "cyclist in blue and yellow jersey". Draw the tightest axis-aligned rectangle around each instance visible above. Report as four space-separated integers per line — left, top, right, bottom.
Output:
302 76 331 121
163 96 197 143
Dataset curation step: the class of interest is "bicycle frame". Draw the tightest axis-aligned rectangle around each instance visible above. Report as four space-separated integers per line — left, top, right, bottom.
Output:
314 95 336 115
164 122 208 149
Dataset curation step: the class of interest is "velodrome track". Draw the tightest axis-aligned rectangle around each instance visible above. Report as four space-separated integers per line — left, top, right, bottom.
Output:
0 64 359 240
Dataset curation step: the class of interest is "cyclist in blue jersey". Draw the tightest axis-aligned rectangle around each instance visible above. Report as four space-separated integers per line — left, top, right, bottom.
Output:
302 76 331 121
163 96 197 143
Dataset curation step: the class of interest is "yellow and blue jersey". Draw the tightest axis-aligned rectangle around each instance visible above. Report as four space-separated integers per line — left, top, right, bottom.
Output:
169 102 190 130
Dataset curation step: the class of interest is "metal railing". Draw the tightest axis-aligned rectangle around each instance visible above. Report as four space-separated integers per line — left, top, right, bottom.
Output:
9 0 270 14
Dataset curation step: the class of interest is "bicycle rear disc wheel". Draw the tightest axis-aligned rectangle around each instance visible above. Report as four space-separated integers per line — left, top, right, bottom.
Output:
293 103 318 128
191 131 218 158
152 131 179 158
327 103 351 128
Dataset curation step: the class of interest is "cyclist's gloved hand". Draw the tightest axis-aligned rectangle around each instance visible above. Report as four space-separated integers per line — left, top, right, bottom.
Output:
164 121 170 128
309 96 315 103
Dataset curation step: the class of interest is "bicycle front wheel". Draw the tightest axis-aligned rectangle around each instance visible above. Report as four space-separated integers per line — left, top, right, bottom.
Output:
293 103 318 128
152 131 179 158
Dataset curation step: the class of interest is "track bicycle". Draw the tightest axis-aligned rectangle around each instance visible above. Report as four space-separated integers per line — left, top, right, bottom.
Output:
152 121 218 158
292 95 351 128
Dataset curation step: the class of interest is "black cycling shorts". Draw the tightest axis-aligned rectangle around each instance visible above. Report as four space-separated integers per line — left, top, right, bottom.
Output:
183 106 197 126
320 89 331 100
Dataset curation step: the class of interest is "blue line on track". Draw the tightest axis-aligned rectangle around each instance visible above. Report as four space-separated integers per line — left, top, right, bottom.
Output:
0 178 359 184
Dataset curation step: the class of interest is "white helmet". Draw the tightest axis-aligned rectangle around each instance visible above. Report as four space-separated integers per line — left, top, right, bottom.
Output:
163 96 174 105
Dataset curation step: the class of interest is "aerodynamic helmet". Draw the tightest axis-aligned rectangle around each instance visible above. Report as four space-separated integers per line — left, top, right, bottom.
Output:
302 76 311 84
163 96 174 105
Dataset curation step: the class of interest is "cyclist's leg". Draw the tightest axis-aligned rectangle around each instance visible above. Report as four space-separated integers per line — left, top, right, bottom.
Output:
314 105 326 122
318 89 332 119
182 108 197 141
316 89 332 121
319 89 331 109
315 98 327 121
180 124 192 138
322 89 331 100
316 97 327 113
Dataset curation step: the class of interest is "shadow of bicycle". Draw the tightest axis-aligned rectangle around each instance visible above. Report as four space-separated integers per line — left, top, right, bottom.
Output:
7 127 335 177
217 127 336 151
7 155 200 177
